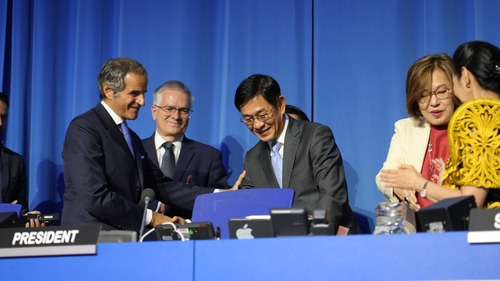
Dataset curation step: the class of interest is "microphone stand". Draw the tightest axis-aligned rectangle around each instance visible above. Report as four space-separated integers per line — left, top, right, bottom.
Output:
138 196 151 241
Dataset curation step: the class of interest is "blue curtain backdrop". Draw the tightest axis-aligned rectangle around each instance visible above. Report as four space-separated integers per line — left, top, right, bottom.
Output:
1 0 499 232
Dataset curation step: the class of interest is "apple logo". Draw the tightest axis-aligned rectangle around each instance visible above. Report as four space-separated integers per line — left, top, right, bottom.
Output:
236 224 254 239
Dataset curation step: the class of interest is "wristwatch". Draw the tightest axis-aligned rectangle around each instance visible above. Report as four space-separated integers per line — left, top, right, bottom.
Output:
421 180 429 198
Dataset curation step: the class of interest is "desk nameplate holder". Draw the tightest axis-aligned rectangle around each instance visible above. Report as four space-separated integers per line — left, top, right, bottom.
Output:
0 224 101 258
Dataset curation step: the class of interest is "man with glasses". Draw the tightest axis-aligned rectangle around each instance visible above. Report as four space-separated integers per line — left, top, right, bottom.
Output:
234 74 360 234
143 80 229 219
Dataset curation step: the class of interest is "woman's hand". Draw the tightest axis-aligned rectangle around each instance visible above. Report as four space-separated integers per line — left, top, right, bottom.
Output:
393 187 421 212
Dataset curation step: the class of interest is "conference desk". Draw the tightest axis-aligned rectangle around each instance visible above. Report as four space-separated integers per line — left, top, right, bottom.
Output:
1 231 498 280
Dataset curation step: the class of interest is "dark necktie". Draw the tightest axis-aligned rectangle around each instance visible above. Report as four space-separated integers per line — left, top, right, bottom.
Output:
119 122 134 157
271 141 283 188
161 142 175 178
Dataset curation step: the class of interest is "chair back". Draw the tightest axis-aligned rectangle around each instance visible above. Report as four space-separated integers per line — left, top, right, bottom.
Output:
0 203 22 217
191 188 294 239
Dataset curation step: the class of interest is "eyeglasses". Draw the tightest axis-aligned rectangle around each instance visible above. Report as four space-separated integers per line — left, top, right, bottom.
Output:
418 87 451 104
240 107 275 125
154 105 192 117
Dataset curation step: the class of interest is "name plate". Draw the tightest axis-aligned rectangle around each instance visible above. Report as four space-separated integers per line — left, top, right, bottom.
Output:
467 208 500 244
0 224 101 258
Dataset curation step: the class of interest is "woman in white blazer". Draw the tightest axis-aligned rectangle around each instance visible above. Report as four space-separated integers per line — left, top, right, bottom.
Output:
376 54 460 232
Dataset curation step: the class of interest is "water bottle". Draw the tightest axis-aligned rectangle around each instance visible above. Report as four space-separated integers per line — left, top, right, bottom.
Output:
373 202 407 235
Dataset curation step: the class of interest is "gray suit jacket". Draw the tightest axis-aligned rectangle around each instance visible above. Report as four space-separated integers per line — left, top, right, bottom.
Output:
240 118 359 233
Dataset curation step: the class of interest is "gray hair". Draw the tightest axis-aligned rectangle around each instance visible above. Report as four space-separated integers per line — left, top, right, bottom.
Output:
97 57 147 99
153 80 194 105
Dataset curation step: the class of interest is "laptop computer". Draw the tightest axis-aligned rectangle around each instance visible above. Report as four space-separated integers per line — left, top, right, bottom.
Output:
228 218 274 239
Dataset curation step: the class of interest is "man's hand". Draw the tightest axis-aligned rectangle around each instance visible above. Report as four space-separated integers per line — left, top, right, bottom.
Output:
23 210 46 228
149 212 186 227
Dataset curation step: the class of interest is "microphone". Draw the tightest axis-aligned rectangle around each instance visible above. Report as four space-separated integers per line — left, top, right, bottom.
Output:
138 188 156 241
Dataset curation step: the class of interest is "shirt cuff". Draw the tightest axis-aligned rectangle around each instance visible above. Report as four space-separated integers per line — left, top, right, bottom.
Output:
146 209 152 226
154 201 161 212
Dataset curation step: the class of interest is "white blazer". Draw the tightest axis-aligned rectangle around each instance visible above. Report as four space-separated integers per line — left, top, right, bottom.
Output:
375 117 430 233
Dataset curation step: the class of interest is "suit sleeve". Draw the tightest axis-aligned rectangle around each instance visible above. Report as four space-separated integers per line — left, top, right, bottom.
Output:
143 156 215 212
14 155 29 214
238 153 254 189
207 151 230 188
310 125 349 230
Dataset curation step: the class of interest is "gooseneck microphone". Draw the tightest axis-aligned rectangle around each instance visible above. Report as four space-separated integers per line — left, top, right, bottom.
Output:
138 188 156 241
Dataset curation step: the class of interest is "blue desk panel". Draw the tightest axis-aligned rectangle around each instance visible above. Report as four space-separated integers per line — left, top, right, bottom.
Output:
0 241 194 281
1 232 498 281
195 232 500 281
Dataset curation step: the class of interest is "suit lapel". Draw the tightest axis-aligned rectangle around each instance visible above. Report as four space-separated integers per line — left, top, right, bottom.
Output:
132 136 144 187
282 119 300 188
254 141 277 187
175 137 195 181
94 104 134 160
94 103 143 185
143 135 159 166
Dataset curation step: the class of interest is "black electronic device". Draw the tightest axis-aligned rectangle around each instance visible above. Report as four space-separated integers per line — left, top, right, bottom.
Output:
310 209 335 235
270 208 310 237
155 222 215 241
25 213 60 225
418 195 476 232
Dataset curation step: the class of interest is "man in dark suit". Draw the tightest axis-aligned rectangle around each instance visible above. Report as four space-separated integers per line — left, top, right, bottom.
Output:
142 80 229 219
234 74 360 234
61 58 242 233
0 92 28 214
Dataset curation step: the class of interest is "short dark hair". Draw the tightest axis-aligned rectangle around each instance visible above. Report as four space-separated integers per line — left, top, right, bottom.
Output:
0 92 9 108
285 105 310 121
97 57 148 99
453 41 500 94
234 74 281 111
406 53 459 119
